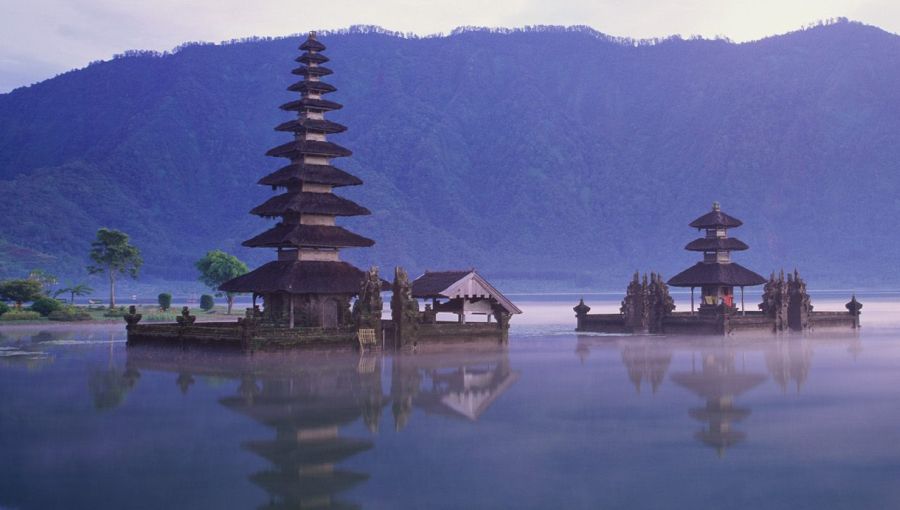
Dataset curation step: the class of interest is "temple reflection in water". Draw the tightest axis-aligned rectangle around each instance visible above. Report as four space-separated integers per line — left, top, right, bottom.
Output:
575 334 861 456
125 346 517 508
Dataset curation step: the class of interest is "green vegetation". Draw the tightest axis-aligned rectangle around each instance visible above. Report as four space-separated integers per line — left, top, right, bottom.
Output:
196 250 248 315
157 292 172 311
0 301 8 315
29 296 63 316
0 279 43 310
102 307 129 318
87 228 142 309
48 306 92 321
0 310 41 321
200 294 215 311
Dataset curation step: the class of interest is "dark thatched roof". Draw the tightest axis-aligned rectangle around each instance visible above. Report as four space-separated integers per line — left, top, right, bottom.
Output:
412 271 472 297
299 38 326 52
250 191 370 217
243 223 374 248
411 270 522 314
690 207 743 229
288 80 337 94
258 163 362 188
668 262 766 287
685 237 749 252
292 65 333 77
266 140 352 159
280 97 342 112
219 260 365 294
297 52 329 65
274 118 347 134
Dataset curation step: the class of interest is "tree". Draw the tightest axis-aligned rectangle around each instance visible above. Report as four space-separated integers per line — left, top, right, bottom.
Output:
195 250 248 315
158 293 172 311
30 296 63 316
0 279 44 309
200 294 215 311
55 282 95 304
28 269 58 295
87 228 142 309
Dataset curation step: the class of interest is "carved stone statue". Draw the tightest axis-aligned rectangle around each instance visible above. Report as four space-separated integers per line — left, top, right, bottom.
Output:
123 305 142 328
353 266 383 331
391 266 420 347
175 306 196 326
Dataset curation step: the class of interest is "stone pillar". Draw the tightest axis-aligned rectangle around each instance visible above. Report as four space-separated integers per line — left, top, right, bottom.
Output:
573 298 591 331
787 270 812 332
647 273 675 333
390 267 420 349
846 295 863 328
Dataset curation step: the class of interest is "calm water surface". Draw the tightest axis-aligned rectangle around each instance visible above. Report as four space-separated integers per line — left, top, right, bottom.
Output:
2 294 899 509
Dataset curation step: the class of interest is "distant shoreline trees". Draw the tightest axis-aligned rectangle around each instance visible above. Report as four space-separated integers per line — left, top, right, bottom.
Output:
87 228 142 309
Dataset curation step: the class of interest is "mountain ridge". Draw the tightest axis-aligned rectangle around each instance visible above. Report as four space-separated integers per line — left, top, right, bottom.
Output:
1 19 898 289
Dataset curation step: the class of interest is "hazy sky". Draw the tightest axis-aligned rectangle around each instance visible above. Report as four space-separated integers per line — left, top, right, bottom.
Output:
1 0 899 93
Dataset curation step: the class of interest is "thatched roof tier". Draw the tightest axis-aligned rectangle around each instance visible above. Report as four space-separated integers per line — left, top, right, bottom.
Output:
690 205 743 229
671 371 767 400
280 97 343 112
243 224 374 248
219 260 366 294
667 262 766 287
266 139 352 158
299 37 326 52
250 470 369 500
292 65 333 77
243 438 373 467
258 164 362 188
297 52 329 64
412 271 471 297
288 80 337 94
274 118 347 134
250 191 370 217
685 237 749 252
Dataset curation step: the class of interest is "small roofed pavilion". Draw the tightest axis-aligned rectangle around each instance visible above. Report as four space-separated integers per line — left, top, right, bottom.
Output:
668 202 766 314
411 270 522 324
220 32 373 328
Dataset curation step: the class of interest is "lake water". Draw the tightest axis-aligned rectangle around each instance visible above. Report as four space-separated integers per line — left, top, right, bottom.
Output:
1 293 899 509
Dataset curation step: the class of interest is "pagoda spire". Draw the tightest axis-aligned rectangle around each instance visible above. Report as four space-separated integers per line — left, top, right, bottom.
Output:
220 32 374 328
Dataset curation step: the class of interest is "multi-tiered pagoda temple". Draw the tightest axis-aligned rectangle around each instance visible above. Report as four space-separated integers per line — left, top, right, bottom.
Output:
667 202 766 314
220 32 373 329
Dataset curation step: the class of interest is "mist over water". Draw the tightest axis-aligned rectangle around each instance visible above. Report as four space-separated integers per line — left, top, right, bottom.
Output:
1 294 898 509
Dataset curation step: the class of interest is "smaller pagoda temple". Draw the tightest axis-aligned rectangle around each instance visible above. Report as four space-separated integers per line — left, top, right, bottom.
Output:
574 202 862 335
667 202 766 314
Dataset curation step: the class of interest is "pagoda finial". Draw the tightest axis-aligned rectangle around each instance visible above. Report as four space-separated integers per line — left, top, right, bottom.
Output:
712 201 720 211
309 30 317 39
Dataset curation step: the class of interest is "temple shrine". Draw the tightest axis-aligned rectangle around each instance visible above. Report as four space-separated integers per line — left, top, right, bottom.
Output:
125 33 519 351
575 202 862 335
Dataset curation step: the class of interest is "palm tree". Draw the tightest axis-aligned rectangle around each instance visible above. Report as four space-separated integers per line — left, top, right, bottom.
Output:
55 283 95 304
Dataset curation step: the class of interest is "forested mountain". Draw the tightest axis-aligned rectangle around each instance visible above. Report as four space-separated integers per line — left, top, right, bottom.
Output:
1 20 899 289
